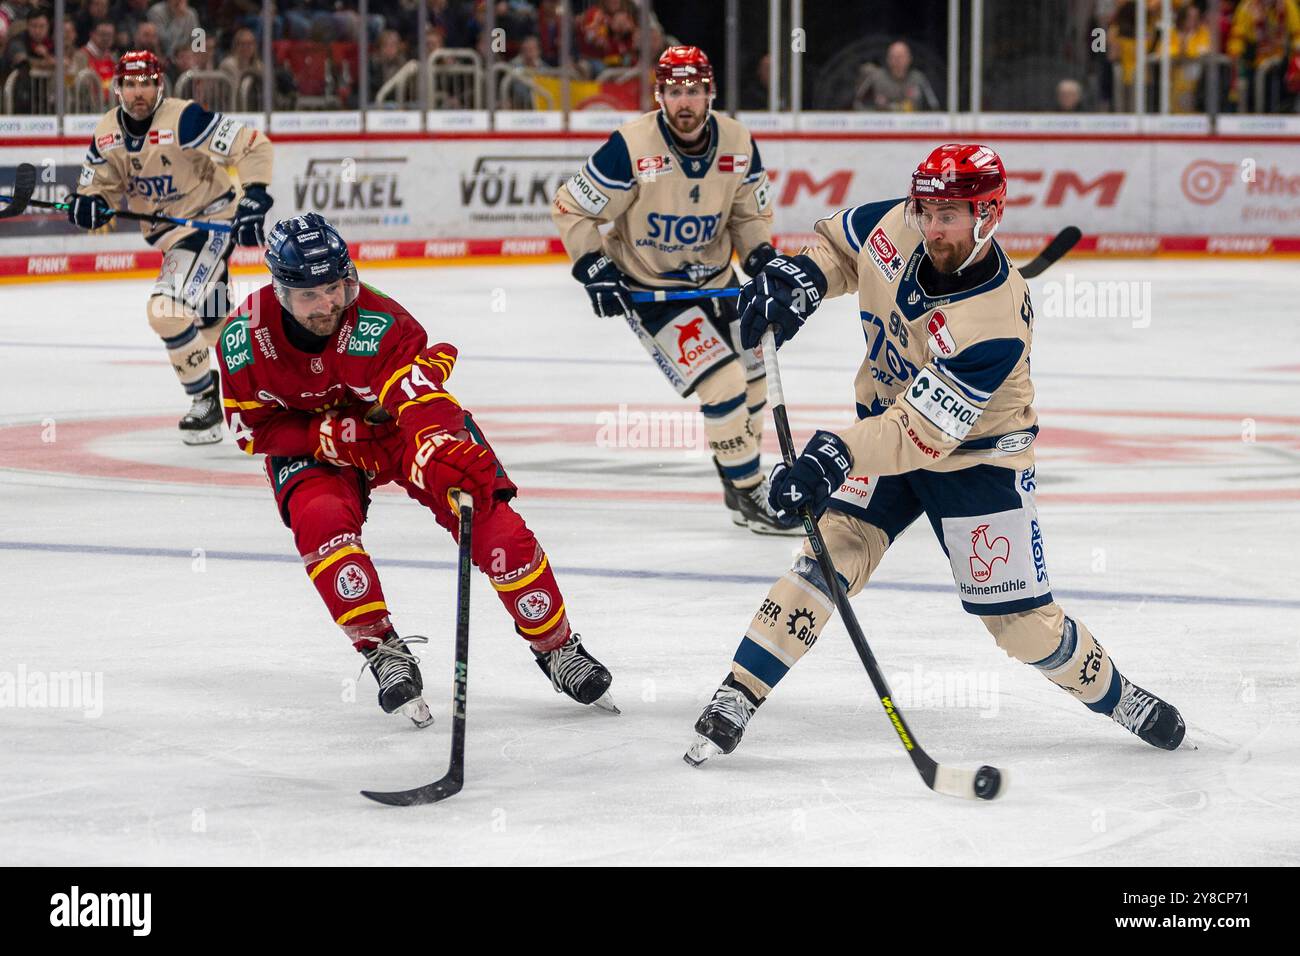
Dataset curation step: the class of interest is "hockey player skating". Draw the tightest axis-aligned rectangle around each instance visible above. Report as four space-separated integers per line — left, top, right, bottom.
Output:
68 50 274 445
552 46 797 535
687 144 1185 765
218 214 615 726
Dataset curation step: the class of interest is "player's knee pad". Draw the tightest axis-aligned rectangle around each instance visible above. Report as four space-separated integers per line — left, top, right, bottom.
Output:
147 295 199 339
697 362 760 484
730 558 836 701
475 505 571 652
798 510 888 597
981 605 1120 712
148 296 211 389
286 475 367 555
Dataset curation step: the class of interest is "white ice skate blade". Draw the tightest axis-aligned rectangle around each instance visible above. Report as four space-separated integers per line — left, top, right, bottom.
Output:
747 519 804 537
591 692 620 715
399 697 434 729
683 736 722 768
180 425 223 446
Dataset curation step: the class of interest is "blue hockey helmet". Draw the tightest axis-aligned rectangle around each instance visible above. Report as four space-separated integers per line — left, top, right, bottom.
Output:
264 213 359 310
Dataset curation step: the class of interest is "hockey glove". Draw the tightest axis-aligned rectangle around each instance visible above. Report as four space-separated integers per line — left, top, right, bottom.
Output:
741 242 779 277
737 254 828 350
66 192 115 231
233 184 273 246
768 429 853 520
314 410 397 472
573 251 633 319
407 430 499 513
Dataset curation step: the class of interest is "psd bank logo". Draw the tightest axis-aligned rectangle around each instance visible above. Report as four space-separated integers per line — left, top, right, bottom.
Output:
1180 160 1237 205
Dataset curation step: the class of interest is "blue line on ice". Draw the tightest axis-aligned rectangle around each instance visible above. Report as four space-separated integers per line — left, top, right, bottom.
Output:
4 539 1298 610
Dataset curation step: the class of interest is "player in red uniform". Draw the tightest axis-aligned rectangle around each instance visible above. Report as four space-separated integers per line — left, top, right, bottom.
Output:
217 214 617 726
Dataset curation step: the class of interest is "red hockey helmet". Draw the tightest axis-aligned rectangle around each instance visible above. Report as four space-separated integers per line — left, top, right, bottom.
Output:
907 144 1008 270
655 45 714 90
112 50 165 114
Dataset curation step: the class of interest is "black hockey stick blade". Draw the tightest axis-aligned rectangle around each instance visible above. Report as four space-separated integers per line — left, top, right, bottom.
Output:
0 163 36 220
362 491 473 806
1018 225 1081 279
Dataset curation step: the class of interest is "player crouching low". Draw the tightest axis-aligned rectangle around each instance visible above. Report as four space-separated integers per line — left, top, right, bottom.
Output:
218 214 616 726
686 144 1184 765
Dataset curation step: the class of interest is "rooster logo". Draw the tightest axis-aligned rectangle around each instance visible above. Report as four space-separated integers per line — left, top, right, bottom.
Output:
675 317 705 365
968 524 1010 583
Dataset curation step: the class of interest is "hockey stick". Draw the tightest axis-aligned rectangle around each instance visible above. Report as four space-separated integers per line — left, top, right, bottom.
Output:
1017 225 1081 279
760 327 1006 801
0 193 233 233
628 227 1082 304
0 163 36 220
361 489 474 806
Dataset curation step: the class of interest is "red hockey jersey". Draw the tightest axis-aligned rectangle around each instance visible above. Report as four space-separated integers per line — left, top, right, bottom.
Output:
216 282 464 460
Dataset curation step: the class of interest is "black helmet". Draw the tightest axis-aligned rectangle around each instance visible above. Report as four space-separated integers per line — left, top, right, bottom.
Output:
264 213 359 310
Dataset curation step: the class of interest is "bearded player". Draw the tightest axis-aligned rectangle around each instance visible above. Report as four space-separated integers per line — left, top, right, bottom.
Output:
685 144 1185 764
68 50 274 445
552 46 796 535
218 215 616 726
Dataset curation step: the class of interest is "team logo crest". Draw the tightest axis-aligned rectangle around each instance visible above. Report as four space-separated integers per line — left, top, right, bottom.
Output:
867 228 904 281
516 589 552 622
335 563 370 600
310 357 324 374
968 525 1010 583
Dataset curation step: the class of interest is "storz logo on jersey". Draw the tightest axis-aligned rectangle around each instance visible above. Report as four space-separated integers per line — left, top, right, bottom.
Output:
867 228 904 280
126 174 177 199
644 212 721 247
1030 519 1048 584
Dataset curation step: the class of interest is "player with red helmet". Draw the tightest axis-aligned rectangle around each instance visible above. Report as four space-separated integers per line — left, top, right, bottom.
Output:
686 143 1185 765
68 49 275 445
552 46 795 536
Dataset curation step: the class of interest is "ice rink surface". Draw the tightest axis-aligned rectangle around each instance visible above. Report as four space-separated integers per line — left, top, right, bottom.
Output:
2 257 1298 866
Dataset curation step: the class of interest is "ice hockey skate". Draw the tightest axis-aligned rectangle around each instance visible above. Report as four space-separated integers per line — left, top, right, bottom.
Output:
684 675 759 766
1110 677 1186 750
532 632 618 713
362 632 433 729
179 370 223 445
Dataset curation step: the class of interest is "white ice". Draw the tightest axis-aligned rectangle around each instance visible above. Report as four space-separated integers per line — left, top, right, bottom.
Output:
1 259 1297 865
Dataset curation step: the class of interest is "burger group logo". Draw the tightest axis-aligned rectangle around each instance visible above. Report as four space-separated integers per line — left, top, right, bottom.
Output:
294 156 409 227
1181 159 1238 205
335 563 371 600
968 524 1010 583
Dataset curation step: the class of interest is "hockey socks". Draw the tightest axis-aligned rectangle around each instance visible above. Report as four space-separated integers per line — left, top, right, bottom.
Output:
730 556 836 701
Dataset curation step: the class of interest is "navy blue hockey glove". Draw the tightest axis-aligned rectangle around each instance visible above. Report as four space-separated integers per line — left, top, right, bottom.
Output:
741 242 779 277
233 183 273 246
738 253 828 350
769 429 853 520
573 250 633 319
66 191 115 231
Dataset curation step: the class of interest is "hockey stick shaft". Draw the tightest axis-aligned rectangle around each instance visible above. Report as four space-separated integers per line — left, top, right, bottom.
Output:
360 489 473 806
628 287 738 304
759 329 939 785
0 193 233 233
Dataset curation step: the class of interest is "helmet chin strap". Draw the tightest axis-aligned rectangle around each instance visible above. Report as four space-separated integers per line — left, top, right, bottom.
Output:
954 211 999 273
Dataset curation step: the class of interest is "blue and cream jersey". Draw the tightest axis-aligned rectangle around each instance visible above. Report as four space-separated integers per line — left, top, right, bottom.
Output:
551 110 773 289
806 199 1039 476
77 98 273 250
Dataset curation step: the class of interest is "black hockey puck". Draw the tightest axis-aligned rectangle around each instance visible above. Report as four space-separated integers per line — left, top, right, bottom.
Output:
973 765 1003 801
